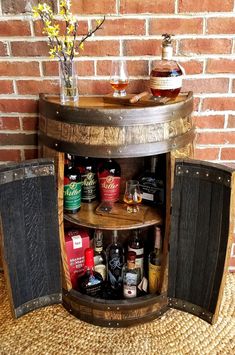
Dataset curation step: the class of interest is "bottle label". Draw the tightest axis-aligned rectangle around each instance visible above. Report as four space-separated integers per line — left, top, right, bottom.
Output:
64 182 81 211
94 264 106 281
128 247 144 278
150 76 182 90
81 172 97 201
123 272 138 298
108 256 123 287
149 262 161 294
99 176 120 202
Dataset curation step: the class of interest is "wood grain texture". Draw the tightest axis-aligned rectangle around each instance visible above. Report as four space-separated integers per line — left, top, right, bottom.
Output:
0 159 61 318
168 160 233 323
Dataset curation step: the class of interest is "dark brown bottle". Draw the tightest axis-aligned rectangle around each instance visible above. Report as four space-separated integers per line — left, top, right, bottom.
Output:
64 154 82 214
77 248 104 298
150 33 183 99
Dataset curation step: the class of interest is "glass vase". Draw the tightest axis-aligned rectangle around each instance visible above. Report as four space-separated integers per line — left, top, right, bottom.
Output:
59 60 78 104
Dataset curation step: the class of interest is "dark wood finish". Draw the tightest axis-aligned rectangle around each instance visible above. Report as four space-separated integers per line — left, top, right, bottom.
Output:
39 92 194 158
0 159 62 317
168 159 233 323
62 289 168 327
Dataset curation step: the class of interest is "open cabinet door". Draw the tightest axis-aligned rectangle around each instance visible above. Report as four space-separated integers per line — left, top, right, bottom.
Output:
0 159 62 318
168 159 234 324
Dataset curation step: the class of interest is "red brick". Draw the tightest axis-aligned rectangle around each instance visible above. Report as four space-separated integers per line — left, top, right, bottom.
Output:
0 62 40 76
11 41 49 57
22 117 38 131
194 148 220 161
2 1 57 14
79 80 111 95
227 115 235 128
179 39 232 55
42 61 94 76
34 20 88 37
180 60 203 75
0 149 21 162
124 40 161 56
16 80 59 95
71 0 116 14
202 97 235 111
0 42 8 56
0 20 31 36
0 133 37 145
97 60 149 76
197 132 235 145
183 78 229 94
92 19 145 36
207 59 235 74
0 99 38 113
0 80 14 94
150 18 203 35
0 117 20 130
82 41 119 56
120 0 175 14
193 115 225 129
221 148 235 160
232 80 235 93
207 18 235 34
24 148 39 160
193 97 200 112
178 0 233 12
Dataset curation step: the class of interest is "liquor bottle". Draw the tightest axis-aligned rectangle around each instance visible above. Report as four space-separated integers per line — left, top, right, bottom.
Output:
138 156 164 206
97 159 121 202
148 226 162 294
123 251 140 299
76 156 97 203
64 154 82 214
76 248 104 297
150 33 183 99
93 229 106 281
106 230 124 296
128 230 144 279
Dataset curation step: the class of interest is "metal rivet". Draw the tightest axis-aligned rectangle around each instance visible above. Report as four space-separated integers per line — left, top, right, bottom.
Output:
55 143 58 147
116 323 119 326
118 149 122 153
227 179 230 183
169 298 172 301
175 302 178 305
107 307 110 310
14 173 17 176
218 177 221 180
202 312 205 315
196 171 199 175
206 173 209 177
119 116 123 120
116 307 119 310
183 304 186 308
108 116 112 120
108 322 111 326
178 167 181 170
192 307 195 311
3 176 6 179
186 170 189 173
169 303 172 306
56 111 59 115
107 150 111 155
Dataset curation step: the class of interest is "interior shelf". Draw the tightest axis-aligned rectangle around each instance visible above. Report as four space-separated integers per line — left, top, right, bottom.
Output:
64 201 163 230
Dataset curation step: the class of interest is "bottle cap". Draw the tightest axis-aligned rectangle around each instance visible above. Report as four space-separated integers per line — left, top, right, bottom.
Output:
84 248 95 267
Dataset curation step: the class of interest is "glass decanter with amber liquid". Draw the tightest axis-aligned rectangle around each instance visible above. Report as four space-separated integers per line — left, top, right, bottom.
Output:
150 34 183 99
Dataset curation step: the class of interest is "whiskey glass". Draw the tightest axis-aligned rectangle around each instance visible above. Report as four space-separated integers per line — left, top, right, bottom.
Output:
123 180 142 213
110 59 129 97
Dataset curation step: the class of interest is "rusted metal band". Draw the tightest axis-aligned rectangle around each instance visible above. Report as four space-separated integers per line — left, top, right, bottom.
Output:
168 297 214 323
0 159 55 185
15 293 62 318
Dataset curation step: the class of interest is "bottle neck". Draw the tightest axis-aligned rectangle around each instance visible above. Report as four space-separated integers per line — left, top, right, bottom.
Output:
154 227 162 252
84 248 95 270
162 45 173 60
94 230 104 252
112 230 118 244
150 157 157 173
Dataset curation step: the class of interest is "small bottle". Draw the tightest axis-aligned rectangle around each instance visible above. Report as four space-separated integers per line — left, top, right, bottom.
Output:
150 33 183 99
128 230 144 279
93 229 106 281
106 230 124 295
123 251 140 299
98 159 121 202
76 156 97 203
64 154 82 214
76 248 104 298
148 226 162 294
138 156 165 206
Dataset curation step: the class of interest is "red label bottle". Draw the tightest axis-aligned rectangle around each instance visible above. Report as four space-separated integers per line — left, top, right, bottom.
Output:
97 159 121 202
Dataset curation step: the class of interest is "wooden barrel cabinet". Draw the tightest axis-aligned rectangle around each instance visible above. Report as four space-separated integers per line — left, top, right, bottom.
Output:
0 92 234 328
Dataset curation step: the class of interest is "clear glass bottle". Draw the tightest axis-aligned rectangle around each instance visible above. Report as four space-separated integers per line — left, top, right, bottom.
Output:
64 154 82 214
93 229 106 281
128 230 144 279
106 230 124 296
98 159 121 202
138 156 164 206
123 251 140 299
150 33 183 99
76 156 97 203
148 226 162 294
76 248 104 298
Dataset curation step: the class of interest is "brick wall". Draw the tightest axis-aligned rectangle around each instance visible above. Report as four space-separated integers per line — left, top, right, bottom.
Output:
0 0 235 270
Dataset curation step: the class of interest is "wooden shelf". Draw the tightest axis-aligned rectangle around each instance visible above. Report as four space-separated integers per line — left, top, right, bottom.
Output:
64 201 163 230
